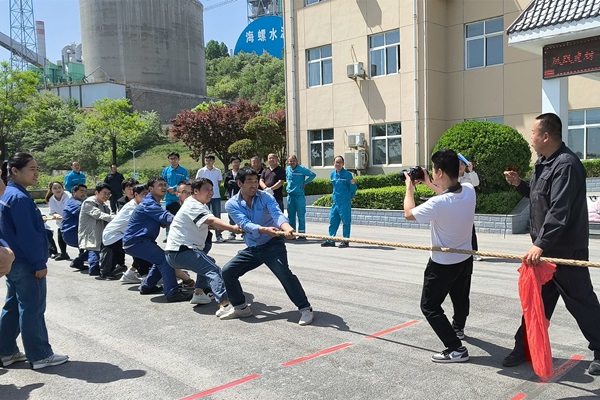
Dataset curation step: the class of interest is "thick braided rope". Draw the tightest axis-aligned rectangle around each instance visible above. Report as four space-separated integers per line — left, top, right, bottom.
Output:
278 232 600 269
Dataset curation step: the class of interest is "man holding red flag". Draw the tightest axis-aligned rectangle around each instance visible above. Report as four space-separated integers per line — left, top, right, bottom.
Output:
503 113 600 376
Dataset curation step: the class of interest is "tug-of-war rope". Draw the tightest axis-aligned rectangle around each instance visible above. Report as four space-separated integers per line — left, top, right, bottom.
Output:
280 232 600 269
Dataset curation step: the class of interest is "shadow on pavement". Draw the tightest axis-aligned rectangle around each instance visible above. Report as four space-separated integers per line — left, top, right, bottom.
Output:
35 360 146 383
0 383 44 400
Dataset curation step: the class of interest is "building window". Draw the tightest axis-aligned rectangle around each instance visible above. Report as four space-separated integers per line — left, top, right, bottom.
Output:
468 116 505 124
465 17 503 69
568 109 600 160
371 123 402 165
309 129 335 167
307 45 332 87
306 0 326 4
369 30 400 77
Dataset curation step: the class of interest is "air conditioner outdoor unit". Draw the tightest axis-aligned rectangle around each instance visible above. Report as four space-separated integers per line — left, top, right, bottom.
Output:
343 150 367 170
347 132 365 148
346 62 365 79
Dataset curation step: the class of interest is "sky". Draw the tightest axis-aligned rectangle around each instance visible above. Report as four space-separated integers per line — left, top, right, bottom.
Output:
0 0 249 64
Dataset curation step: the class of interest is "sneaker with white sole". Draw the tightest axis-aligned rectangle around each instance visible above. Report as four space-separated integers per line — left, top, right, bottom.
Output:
215 303 233 317
1 351 27 367
299 308 314 326
31 353 69 370
190 289 212 305
431 346 469 363
120 269 142 284
219 304 253 320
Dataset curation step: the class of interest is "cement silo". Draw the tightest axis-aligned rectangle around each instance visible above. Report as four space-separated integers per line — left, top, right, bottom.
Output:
79 0 207 120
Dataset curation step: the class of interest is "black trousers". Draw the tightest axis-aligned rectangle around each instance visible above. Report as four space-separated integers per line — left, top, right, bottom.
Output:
99 240 126 275
513 248 600 359
420 257 473 351
56 228 68 254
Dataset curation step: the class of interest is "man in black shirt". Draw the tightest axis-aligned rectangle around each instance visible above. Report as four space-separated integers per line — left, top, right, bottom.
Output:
503 113 600 376
260 153 286 211
104 164 125 213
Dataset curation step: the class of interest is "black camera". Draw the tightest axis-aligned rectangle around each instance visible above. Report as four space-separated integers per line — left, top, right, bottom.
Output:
403 166 425 182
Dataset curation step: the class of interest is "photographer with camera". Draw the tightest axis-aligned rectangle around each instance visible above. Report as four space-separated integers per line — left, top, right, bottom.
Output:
403 150 476 363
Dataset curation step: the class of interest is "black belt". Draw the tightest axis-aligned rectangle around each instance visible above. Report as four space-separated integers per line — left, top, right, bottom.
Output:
165 245 192 254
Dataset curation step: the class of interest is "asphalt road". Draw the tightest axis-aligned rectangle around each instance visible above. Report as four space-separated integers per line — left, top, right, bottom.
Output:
1 207 600 400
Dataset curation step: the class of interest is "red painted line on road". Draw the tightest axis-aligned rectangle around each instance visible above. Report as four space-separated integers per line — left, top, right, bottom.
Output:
550 354 584 380
365 320 420 339
281 343 353 367
510 393 527 400
180 374 261 400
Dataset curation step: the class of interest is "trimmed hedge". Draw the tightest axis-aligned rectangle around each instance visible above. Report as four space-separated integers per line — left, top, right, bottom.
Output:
304 172 403 196
584 159 600 177
313 185 522 214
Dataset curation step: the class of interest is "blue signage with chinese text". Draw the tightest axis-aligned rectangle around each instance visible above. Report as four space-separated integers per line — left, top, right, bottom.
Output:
234 16 284 59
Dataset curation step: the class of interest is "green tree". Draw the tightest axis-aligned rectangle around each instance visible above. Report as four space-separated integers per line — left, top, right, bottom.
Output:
0 62 39 158
230 115 286 160
14 90 81 154
83 98 160 166
206 40 229 61
206 52 284 111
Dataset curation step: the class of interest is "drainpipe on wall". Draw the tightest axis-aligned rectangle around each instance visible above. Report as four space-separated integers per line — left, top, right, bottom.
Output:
422 0 428 168
413 0 420 166
285 0 299 156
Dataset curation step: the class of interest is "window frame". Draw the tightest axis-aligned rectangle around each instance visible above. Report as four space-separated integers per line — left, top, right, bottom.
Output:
308 128 335 167
305 0 326 5
306 45 333 88
369 30 400 77
370 122 402 166
464 17 504 70
568 108 600 160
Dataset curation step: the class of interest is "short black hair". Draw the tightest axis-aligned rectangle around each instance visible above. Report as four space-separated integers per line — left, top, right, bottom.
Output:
431 149 459 180
133 184 147 195
72 183 87 192
536 113 562 141
147 177 166 187
204 154 216 160
122 177 138 190
95 183 111 193
237 168 259 183
191 178 213 192
168 152 180 159
230 156 241 163
177 179 192 187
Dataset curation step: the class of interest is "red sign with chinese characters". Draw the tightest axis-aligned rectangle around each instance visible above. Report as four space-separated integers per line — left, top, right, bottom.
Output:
543 36 600 79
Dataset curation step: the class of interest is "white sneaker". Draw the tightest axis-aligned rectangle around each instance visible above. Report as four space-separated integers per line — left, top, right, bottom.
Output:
299 308 314 326
473 255 483 261
219 304 253 320
31 353 69 370
215 303 233 317
120 269 142 284
1 351 27 367
190 289 212 305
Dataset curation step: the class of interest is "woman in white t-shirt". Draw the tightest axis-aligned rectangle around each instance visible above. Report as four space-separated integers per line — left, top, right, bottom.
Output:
458 154 481 261
45 181 72 261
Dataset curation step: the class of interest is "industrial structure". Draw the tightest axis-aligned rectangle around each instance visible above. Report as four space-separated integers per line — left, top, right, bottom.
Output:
283 0 600 177
78 0 208 121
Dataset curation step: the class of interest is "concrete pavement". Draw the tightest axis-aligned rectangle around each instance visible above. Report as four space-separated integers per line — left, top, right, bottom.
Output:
0 208 599 399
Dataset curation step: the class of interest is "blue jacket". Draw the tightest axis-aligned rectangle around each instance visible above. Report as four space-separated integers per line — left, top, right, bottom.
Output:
161 165 189 205
123 193 173 247
286 164 316 195
64 170 86 192
61 196 83 247
0 182 48 270
331 168 357 204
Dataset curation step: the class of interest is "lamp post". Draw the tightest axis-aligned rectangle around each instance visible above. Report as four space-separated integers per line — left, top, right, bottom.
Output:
127 149 140 179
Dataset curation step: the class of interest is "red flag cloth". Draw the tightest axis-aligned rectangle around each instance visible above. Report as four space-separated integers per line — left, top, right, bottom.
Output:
517 261 556 380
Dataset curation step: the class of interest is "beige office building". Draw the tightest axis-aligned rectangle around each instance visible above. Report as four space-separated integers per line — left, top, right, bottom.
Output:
283 0 600 177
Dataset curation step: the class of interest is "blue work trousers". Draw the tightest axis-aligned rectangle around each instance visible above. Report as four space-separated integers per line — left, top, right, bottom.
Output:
165 249 228 303
208 198 223 239
0 262 53 362
287 194 307 233
125 240 179 297
87 250 100 274
328 202 352 238
222 237 310 310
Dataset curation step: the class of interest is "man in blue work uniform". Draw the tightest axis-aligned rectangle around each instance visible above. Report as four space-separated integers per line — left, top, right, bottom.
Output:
61 184 89 269
63 161 86 193
161 152 189 215
321 156 357 248
285 155 316 240
122 177 192 303
220 168 314 325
